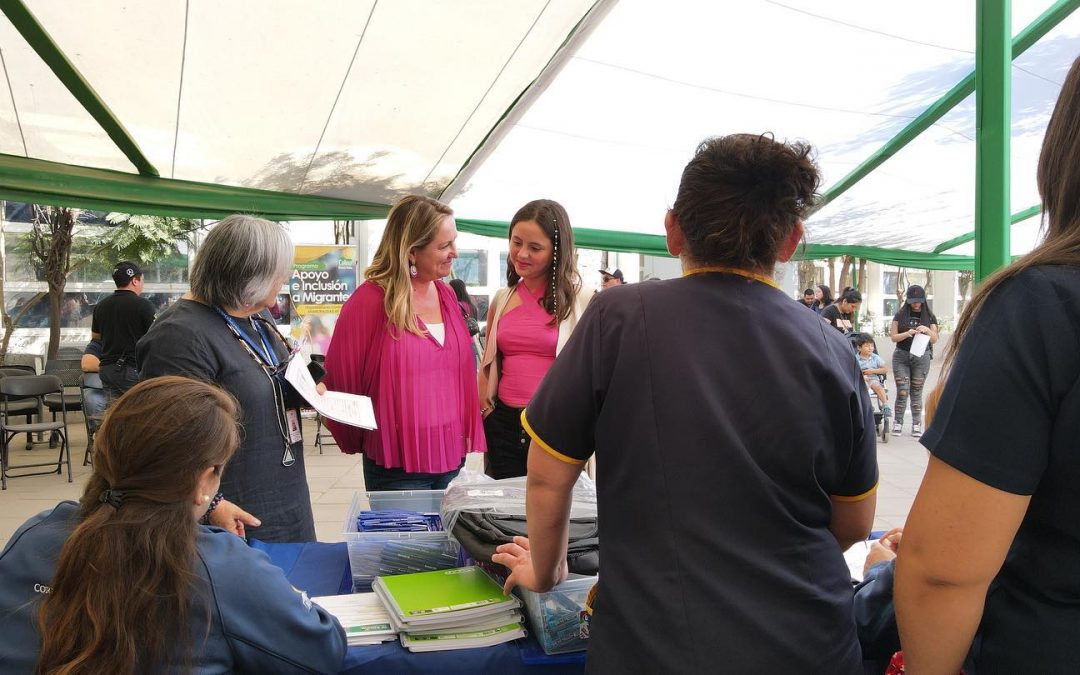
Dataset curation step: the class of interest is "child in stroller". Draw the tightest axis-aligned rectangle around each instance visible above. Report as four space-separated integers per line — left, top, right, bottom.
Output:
854 333 892 440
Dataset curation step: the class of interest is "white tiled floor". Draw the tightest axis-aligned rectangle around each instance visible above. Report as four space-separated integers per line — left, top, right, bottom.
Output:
0 353 939 548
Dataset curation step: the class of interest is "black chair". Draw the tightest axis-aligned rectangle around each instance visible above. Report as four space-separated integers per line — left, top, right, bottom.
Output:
80 372 107 465
0 364 36 375
45 358 82 374
0 374 71 490
309 354 337 454
44 368 83 449
0 368 42 449
56 346 85 360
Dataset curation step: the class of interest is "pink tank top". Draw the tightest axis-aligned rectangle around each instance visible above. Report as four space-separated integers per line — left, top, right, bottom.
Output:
497 283 558 407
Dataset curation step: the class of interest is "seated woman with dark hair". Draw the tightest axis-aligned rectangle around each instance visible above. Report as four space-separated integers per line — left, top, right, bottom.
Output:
495 134 877 673
821 288 862 335
0 376 346 674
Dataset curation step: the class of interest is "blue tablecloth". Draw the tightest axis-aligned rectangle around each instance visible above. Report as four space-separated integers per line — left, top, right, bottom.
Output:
249 540 586 675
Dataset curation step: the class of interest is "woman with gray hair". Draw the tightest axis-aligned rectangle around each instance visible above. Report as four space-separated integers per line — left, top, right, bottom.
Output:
138 215 318 543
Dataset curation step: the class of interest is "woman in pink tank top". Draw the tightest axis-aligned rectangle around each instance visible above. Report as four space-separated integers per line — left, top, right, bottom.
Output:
478 199 588 479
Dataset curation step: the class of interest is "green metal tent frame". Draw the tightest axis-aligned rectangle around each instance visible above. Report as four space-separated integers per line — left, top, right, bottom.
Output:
0 0 1077 277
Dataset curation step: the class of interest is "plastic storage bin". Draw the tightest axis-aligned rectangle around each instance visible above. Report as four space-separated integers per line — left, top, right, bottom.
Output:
342 490 462 591
518 574 597 655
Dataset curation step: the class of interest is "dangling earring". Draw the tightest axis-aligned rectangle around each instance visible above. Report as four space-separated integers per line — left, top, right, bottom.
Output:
409 263 418 278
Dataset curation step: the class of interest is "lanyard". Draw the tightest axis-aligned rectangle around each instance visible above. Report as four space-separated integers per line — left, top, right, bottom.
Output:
213 306 296 466
213 307 281 369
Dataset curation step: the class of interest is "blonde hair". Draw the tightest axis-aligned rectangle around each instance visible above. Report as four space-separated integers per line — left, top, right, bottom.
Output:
366 195 453 336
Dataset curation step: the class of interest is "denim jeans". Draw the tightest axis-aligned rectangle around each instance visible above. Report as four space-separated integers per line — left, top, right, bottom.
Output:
892 349 932 426
362 455 463 491
99 362 139 402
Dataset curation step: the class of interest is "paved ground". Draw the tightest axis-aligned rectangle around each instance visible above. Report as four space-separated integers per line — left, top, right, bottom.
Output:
0 339 943 548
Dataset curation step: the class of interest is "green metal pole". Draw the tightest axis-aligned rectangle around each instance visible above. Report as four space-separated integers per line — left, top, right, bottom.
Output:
975 0 1012 282
813 0 1078 216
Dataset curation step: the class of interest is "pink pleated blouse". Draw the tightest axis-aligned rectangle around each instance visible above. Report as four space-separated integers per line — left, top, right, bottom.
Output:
496 283 558 407
322 280 486 473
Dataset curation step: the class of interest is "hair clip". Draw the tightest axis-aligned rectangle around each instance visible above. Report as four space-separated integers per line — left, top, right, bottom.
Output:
99 489 125 509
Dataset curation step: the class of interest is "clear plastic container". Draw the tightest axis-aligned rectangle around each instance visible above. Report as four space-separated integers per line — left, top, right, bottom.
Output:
518 575 597 655
342 490 462 591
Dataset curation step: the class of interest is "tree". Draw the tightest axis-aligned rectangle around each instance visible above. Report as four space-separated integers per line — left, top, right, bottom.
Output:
837 255 854 293
957 270 973 314
4 207 203 363
25 206 79 361
333 219 354 246
856 258 868 295
797 259 818 293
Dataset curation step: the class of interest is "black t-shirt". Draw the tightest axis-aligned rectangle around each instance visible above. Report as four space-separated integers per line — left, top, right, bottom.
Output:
820 304 854 334
91 289 155 364
523 273 877 674
891 306 937 353
83 339 102 360
922 266 1080 672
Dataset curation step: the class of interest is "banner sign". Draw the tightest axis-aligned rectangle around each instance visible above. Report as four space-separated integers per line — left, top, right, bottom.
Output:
289 245 358 354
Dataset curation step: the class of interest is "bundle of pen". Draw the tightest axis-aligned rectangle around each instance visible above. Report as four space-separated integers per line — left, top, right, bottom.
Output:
357 510 444 533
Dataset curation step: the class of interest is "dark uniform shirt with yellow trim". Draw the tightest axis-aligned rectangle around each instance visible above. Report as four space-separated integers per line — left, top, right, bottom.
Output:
524 272 877 674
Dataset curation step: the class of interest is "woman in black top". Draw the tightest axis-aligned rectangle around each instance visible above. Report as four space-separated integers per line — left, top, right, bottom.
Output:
139 215 317 543
888 284 937 438
821 288 862 335
811 283 833 313
896 55 1080 674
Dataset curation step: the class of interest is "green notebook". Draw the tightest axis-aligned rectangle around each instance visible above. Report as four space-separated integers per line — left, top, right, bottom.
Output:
377 566 514 618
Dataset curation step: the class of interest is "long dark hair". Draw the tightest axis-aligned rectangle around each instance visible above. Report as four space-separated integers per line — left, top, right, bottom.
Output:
36 377 240 675
947 55 1080 369
505 199 580 324
448 278 477 319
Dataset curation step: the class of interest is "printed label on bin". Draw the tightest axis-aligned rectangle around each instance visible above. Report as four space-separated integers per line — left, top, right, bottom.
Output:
466 489 505 497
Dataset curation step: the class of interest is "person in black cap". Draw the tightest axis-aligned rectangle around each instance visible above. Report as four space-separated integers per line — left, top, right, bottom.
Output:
92 261 155 400
888 284 937 437
599 268 624 290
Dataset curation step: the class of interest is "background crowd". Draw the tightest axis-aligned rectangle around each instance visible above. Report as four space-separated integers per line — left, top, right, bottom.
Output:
5 52 1080 675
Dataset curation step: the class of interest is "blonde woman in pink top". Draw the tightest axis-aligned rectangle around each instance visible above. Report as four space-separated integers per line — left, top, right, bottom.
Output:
323 196 486 490
479 199 591 479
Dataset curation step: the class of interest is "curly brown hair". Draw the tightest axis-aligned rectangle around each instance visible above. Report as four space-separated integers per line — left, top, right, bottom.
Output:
672 134 821 270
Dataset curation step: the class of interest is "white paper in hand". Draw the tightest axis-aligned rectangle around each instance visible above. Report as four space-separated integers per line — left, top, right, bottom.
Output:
285 356 377 429
909 332 930 357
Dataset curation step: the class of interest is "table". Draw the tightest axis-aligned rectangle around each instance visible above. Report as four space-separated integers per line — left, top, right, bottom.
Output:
250 540 587 675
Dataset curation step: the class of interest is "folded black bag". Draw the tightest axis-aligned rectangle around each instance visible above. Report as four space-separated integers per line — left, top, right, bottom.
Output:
452 511 599 575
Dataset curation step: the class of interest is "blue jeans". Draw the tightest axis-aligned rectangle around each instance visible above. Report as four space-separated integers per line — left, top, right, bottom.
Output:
362 455 463 491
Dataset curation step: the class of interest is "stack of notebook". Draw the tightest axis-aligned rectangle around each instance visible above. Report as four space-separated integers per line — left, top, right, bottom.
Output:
311 592 398 646
372 566 525 652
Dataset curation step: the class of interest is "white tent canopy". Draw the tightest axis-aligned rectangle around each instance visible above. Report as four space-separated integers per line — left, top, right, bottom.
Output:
0 0 1077 265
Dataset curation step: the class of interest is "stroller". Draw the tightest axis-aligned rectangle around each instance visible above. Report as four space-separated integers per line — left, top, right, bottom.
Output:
849 333 890 444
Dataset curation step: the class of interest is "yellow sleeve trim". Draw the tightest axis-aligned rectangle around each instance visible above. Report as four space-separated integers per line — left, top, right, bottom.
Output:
831 482 879 503
520 410 588 466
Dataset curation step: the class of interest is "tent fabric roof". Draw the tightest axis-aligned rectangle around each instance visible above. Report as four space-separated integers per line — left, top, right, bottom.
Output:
1 1 1078 268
